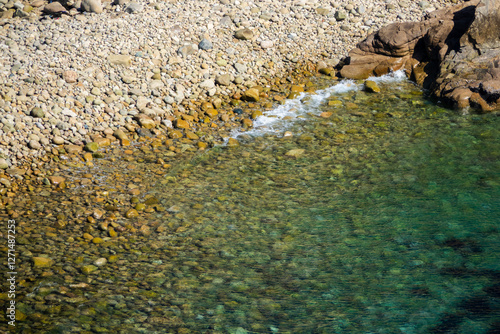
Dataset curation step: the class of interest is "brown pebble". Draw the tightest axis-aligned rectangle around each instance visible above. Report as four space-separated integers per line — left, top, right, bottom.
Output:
186 132 199 140
242 119 253 128
175 119 190 129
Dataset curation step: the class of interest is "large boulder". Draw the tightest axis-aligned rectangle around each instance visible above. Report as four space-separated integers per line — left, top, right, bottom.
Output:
339 0 500 112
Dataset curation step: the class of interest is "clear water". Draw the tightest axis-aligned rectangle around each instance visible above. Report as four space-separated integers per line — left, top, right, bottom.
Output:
6 75 500 333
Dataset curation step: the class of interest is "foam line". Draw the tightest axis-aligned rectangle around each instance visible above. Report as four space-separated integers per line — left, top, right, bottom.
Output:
226 70 407 142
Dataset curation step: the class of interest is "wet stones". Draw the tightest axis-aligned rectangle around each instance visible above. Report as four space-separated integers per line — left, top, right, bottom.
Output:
28 140 41 150
42 2 67 15
227 138 239 147
32 257 54 268
285 148 305 158
94 258 107 266
125 208 139 218
124 2 143 13
84 142 99 153
216 74 232 86
364 80 381 93
242 88 260 102
81 265 98 274
175 119 190 129
81 0 103 13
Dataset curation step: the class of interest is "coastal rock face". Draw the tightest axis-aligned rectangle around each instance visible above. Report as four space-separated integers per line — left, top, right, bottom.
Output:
340 0 500 112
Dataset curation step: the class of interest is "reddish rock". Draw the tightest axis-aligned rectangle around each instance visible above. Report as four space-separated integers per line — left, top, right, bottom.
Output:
339 0 500 112
63 70 78 83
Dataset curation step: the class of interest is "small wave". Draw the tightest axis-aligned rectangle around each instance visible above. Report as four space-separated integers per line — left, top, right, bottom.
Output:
226 70 407 142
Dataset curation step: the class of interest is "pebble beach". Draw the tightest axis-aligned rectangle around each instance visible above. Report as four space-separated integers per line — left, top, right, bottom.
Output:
2 1 500 332
0 0 461 169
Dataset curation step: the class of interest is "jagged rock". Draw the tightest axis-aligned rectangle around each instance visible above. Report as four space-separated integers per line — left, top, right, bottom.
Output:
340 0 500 112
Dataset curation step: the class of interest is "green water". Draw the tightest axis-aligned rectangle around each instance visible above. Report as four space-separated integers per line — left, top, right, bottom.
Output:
5 77 500 333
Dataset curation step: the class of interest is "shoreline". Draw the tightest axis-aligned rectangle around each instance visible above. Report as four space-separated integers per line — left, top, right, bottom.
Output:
0 0 462 170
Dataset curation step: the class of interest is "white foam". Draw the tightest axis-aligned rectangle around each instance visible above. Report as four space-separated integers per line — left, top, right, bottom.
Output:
226 70 407 142
367 69 407 83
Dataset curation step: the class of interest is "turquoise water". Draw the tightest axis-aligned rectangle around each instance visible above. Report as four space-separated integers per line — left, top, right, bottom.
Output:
6 75 500 333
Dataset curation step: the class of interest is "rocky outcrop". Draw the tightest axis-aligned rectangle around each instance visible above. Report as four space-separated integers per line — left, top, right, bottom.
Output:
339 0 500 112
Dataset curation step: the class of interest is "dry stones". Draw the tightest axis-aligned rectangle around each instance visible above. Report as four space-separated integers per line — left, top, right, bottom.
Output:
28 140 41 150
42 2 67 14
0 0 463 165
124 2 143 13
84 142 99 152
31 107 44 118
335 10 347 21
108 55 132 66
198 38 213 50
0 159 9 169
81 0 103 13
235 28 253 40
52 136 64 145
260 40 274 49
63 70 78 83
136 116 156 129
285 148 305 158
216 74 232 86
177 44 198 57
125 2 144 14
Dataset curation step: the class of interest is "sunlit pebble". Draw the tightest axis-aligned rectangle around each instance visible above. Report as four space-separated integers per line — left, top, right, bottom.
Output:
283 131 293 138
94 258 107 266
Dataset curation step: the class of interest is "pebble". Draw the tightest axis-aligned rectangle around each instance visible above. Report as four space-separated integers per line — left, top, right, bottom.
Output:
42 2 66 14
32 257 54 268
28 140 41 150
364 80 381 93
234 28 254 40
216 74 232 86
242 88 260 102
198 38 213 50
0 159 9 169
285 148 305 158
94 258 107 266
84 142 99 152
81 0 103 13
30 107 44 118
124 1 142 13
125 208 139 218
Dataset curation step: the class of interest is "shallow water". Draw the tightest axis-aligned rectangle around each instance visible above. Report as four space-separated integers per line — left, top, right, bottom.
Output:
6 75 500 333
